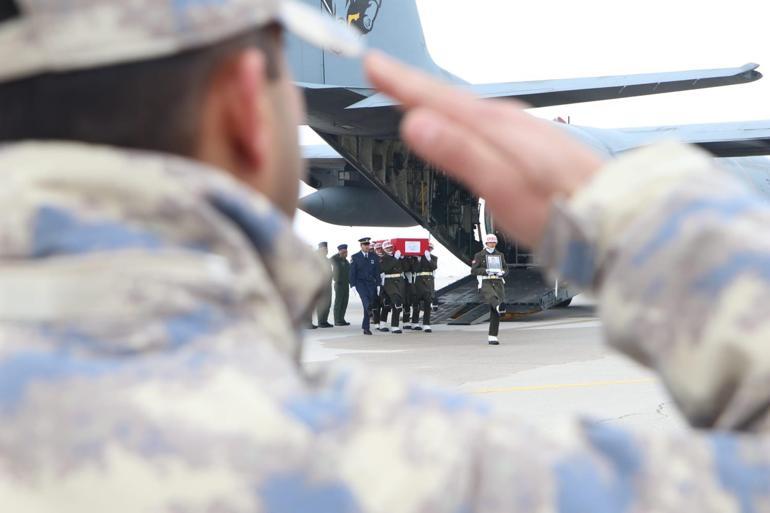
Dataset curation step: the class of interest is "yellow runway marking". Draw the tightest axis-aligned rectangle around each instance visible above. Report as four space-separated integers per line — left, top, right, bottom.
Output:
471 378 655 395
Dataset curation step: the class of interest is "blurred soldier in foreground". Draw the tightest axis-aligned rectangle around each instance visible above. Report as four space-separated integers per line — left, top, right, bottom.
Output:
2 0 770 510
314 241 334 328
349 237 379 335
331 243 351 326
379 240 405 334
411 244 438 332
471 234 508 345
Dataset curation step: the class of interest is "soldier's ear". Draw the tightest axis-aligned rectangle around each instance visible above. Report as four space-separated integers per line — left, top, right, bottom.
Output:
226 50 268 171
198 49 268 175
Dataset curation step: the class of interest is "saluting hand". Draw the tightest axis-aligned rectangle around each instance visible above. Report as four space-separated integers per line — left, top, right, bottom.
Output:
364 52 603 248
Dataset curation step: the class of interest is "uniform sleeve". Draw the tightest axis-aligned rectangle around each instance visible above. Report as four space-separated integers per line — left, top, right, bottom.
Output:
428 255 438 272
500 253 508 277
471 253 486 276
330 257 340 283
283 363 770 513
537 141 770 432
349 257 358 288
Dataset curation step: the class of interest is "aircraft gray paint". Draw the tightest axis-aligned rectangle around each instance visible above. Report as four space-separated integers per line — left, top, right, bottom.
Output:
290 0 770 318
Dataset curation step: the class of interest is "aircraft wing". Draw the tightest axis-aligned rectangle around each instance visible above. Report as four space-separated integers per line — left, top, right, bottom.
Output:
589 120 770 158
347 63 761 110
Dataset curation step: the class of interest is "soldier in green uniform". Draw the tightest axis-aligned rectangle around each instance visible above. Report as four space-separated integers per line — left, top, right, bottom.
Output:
471 234 508 345
411 244 438 332
331 244 351 326
401 255 418 329
380 240 405 334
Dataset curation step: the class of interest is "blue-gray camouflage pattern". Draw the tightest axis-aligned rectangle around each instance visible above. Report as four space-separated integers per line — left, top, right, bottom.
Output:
1 141 769 512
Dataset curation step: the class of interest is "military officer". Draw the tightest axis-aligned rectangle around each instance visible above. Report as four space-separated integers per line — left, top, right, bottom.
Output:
349 237 380 335
411 243 438 332
331 243 351 326
380 240 405 333
471 234 508 345
314 241 334 328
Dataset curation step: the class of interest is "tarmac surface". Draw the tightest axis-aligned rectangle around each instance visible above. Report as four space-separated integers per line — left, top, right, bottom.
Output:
303 295 686 435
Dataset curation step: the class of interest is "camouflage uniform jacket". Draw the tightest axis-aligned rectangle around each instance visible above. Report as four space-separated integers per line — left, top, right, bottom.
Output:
1 141 769 512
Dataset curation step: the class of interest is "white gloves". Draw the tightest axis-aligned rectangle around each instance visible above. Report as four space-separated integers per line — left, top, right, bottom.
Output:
424 250 431 260
380 273 385 286
394 250 402 259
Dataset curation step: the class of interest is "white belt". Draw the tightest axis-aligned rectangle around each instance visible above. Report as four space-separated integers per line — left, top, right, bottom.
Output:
415 272 434 277
482 276 502 280
384 273 402 279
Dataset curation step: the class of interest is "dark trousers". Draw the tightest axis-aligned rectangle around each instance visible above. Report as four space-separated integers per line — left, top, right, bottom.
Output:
402 293 412 323
377 289 390 325
489 305 500 336
333 284 349 323
411 300 431 326
316 284 331 324
390 305 402 328
356 284 377 330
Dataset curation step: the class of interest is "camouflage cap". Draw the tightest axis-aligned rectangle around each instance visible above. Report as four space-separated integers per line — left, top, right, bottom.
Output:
0 0 364 83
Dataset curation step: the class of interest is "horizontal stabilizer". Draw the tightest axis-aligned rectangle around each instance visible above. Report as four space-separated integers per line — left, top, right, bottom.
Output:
591 120 770 158
347 63 761 110
302 143 344 164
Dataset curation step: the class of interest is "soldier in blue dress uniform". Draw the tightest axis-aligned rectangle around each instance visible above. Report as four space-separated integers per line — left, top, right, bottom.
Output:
349 237 381 335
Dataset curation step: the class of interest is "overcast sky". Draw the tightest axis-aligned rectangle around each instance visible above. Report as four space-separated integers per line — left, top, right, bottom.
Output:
294 0 770 281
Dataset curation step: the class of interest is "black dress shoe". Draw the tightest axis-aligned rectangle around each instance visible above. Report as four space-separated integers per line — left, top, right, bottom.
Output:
307 324 318 330
319 322 334 328
363 329 373 335
334 321 351 326
412 326 423 331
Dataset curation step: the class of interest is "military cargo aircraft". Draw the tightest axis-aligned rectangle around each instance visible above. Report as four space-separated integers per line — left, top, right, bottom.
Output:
289 0 770 322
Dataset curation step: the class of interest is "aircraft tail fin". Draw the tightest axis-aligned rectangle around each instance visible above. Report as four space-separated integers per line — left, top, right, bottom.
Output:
287 0 457 88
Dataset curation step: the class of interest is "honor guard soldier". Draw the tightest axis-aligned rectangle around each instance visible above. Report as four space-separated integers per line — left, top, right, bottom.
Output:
471 234 508 345
331 244 351 326
349 237 380 335
374 241 390 331
411 243 438 332
315 242 333 328
380 240 405 333
401 255 418 329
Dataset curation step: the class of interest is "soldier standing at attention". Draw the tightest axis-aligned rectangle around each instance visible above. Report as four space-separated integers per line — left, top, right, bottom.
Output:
315 242 334 328
331 244 351 326
349 237 380 335
471 234 508 345
380 240 405 334
411 244 438 332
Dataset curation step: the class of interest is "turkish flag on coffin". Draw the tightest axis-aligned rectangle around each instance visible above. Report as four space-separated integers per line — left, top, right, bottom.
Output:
390 238 430 257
